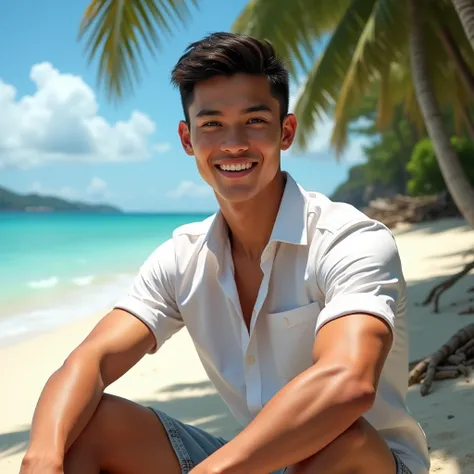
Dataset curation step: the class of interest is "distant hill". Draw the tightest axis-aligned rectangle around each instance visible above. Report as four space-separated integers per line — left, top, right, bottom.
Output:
330 164 398 210
0 186 122 213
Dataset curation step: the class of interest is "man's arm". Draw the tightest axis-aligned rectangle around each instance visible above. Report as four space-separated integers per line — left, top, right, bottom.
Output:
194 314 392 474
21 309 155 470
21 237 182 472
193 221 401 474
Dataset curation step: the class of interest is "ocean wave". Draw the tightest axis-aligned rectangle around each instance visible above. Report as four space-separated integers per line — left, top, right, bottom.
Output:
27 277 59 289
72 275 95 286
1 273 135 348
26 275 97 290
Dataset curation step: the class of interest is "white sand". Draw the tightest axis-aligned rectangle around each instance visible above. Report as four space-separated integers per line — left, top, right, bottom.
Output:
1 217 473 473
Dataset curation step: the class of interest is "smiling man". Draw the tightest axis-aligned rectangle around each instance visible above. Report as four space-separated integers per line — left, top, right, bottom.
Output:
21 33 430 474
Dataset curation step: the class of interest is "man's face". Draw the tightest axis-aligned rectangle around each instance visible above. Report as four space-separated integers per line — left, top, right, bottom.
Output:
178 73 297 203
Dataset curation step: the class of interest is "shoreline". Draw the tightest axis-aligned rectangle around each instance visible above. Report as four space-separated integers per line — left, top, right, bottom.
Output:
1 217 474 473
0 276 133 350
0 305 112 351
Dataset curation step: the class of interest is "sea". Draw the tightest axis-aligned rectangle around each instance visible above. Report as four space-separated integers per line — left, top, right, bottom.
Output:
0 212 212 348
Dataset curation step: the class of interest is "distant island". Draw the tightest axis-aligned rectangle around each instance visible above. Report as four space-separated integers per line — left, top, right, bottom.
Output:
0 186 122 213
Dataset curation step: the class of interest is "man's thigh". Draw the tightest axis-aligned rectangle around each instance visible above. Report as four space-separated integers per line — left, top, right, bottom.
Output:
286 417 401 474
65 394 252 474
64 394 183 474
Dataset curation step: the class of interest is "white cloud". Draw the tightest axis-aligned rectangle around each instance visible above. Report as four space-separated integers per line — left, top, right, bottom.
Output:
86 176 108 196
166 180 212 199
0 62 157 169
287 80 370 164
153 143 172 153
30 181 79 200
30 176 111 201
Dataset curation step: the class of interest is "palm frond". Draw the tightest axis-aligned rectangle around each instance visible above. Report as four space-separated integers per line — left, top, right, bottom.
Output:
78 0 198 101
290 0 378 152
330 0 409 155
232 0 350 77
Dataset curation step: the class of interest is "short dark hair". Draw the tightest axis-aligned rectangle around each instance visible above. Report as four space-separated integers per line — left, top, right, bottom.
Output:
171 32 289 123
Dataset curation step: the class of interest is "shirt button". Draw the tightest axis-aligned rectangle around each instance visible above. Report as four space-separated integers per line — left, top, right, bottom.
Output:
284 317 289 327
246 355 256 365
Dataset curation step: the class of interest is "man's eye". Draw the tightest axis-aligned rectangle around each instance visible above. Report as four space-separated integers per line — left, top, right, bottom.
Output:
202 121 221 127
248 118 266 124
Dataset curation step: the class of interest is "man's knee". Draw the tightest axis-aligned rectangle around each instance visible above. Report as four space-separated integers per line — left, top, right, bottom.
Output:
288 417 392 474
65 394 119 460
337 417 371 453
65 394 181 474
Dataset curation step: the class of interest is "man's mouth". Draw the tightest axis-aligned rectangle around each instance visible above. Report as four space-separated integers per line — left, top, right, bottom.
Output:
217 162 256 172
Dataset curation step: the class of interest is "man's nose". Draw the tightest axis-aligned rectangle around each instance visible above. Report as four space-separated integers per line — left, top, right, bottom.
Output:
220 127 250 155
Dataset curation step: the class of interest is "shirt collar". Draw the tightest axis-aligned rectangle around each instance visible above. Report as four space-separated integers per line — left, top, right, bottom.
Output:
204 171 308 256
268 172 308 246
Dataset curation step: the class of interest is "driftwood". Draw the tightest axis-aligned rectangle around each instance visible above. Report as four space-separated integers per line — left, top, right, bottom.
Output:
408 324 474 396
422 259 474 313
363 192 459 229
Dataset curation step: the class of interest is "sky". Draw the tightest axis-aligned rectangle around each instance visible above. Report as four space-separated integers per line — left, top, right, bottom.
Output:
0 0 368 213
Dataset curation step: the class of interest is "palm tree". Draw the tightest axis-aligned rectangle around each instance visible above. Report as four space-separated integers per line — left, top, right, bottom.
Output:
452 0 474 51
408 0 474 227
79 0 474 227
232 0 474 227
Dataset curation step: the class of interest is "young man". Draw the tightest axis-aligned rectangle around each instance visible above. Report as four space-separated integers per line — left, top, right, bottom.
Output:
21 32 430 474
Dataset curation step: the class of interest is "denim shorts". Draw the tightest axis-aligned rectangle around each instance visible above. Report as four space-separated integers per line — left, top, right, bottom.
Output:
150 408 412 474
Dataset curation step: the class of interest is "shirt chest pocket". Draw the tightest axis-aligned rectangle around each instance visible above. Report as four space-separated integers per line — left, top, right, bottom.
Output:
265 300 321 383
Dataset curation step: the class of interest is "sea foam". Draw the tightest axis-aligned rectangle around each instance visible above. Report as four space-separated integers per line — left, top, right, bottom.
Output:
27 277 59 289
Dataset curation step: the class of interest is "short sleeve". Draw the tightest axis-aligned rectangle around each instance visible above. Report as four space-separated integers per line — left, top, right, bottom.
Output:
315 220 404 336
114 238 184 353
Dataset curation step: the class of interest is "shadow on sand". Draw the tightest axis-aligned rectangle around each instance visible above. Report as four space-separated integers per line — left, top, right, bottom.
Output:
0 426 30 460
394 217 470 236
405 269 474 474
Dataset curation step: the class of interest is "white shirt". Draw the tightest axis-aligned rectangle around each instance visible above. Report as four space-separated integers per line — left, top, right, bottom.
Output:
115 173 430 474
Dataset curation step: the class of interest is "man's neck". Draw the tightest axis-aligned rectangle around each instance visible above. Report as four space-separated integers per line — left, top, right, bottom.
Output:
218 172 286 261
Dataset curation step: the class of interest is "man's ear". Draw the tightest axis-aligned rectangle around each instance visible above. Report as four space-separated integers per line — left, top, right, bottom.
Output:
280 113 297 151
178 121 194 156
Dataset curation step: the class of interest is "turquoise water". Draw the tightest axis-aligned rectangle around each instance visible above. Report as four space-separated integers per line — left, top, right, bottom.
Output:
0 212 211 346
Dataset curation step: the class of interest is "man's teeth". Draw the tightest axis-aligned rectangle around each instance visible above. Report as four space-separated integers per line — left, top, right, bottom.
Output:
219 163 253 172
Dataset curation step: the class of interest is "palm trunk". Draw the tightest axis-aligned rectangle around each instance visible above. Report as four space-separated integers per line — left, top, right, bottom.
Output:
436 25 474 99
461 105 474 141
452 0 474 52
436 25 474 142
408 0 474 228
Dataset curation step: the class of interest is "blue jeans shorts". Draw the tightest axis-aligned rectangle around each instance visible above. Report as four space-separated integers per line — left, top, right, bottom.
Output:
149 408 412 474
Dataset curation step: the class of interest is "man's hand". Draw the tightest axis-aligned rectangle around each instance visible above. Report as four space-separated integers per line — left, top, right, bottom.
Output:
19 452 63 474
188 451 244 474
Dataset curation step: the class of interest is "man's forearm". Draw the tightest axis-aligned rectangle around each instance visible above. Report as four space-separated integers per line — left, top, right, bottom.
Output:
200 364 374 474
24 352 105 463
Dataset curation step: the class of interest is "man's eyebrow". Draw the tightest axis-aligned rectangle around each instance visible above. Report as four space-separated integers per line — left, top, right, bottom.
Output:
195 109 222 118
195 104 273 118
243 104 272 114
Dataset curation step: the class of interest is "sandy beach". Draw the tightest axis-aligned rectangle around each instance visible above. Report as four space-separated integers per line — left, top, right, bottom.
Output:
1 217 473 473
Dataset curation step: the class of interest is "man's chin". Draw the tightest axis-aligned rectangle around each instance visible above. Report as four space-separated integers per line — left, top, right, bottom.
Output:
215 185 260 205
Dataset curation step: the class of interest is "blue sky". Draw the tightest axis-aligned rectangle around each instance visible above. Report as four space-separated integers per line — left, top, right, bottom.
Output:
0 0 367 213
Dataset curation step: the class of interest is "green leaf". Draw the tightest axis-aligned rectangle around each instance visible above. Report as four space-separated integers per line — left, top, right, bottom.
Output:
232 0 351 77
78 0 199 101
291 0 378 152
